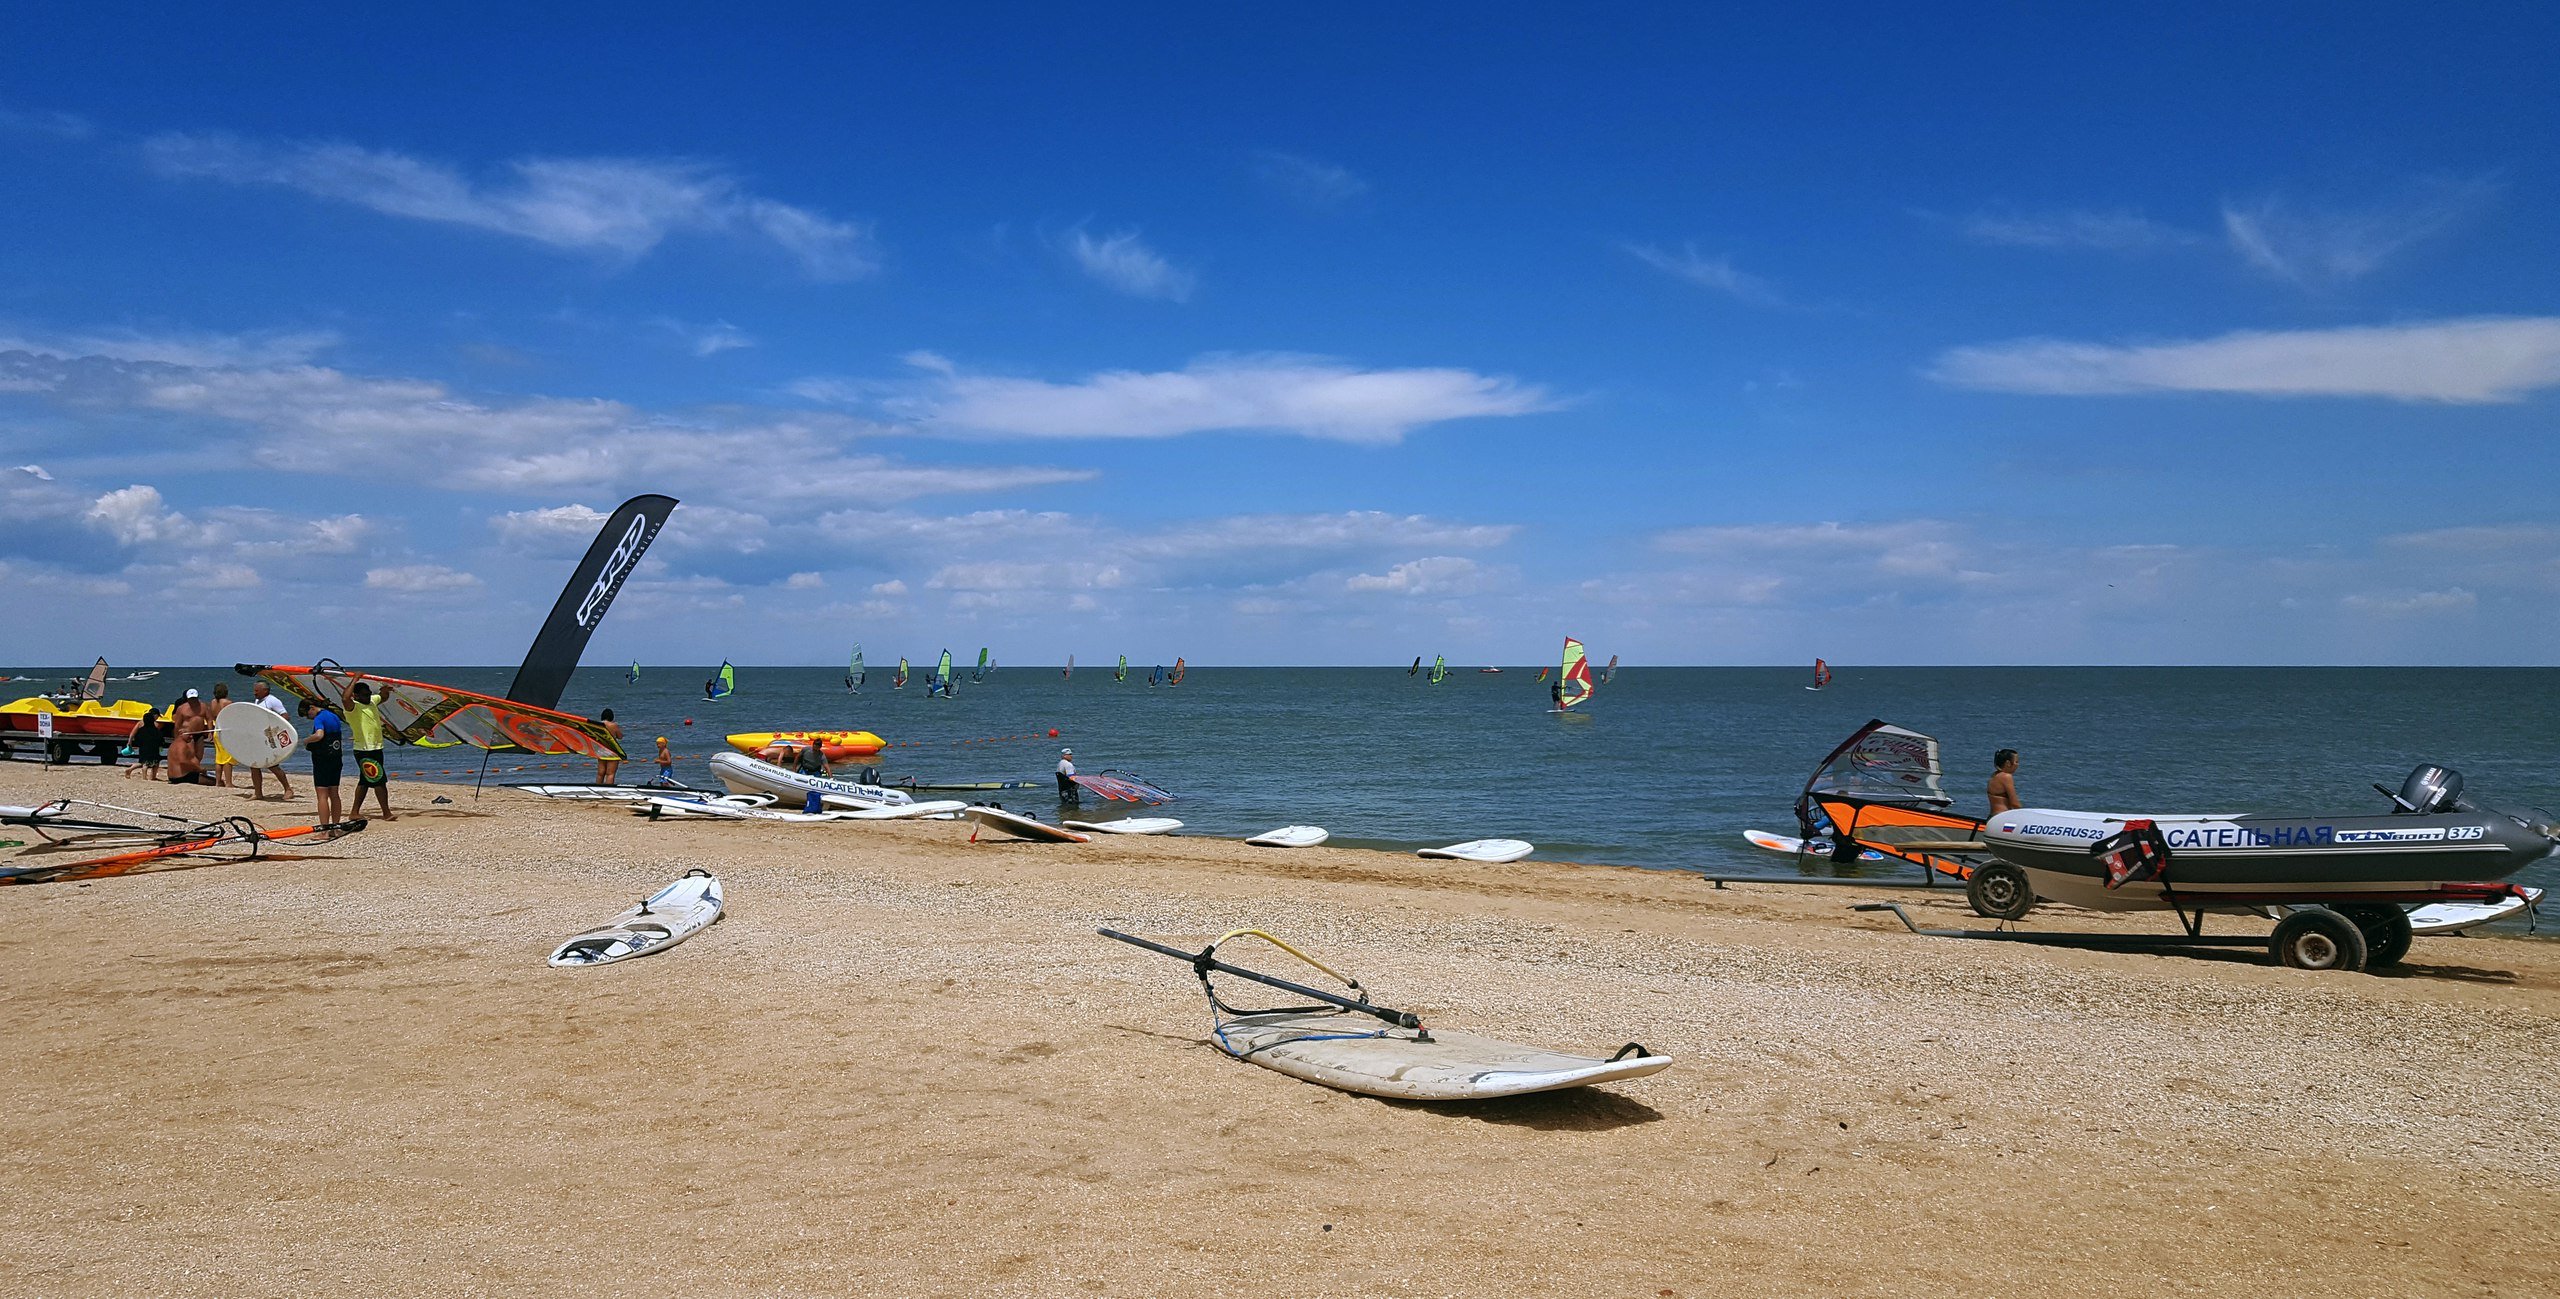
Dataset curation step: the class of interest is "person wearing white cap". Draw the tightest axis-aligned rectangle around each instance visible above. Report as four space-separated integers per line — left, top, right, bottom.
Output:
1056 747 1078 805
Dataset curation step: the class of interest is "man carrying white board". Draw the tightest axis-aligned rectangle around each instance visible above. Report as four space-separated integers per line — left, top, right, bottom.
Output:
248 680 296 802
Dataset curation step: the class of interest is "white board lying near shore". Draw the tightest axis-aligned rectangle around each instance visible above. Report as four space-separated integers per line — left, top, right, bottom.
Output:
1064 817 1182 836
1246 825 1329 848
1418 839 1533 863
1214 1012 1672 1100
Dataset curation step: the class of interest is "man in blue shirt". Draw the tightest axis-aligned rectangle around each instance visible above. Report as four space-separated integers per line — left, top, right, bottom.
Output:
302 698 345 831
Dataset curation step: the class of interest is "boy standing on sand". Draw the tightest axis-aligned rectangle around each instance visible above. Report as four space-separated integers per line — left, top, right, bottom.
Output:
345 683 394 822
1988 749 2022 815
303 697 345 829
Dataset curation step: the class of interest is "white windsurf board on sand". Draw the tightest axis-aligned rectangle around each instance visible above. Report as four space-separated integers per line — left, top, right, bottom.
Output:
1214 1012 1672 1100
2408 886 2544 935
1418 839 1533 863
1744 829 1885 861
963 805 1091 842
548 871 723 967
1063 817 1182 835
827 798 968 820
515 783 706 801
214 702 299 769
1246 825 1329 848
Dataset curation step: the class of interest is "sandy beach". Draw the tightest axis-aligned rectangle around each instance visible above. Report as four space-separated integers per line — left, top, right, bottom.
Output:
3 761 2555 1298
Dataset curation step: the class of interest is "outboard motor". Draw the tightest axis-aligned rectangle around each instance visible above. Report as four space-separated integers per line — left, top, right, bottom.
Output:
2392 763 2465 815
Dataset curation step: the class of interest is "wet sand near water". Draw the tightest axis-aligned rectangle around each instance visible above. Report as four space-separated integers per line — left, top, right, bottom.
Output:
3 762 2556 1297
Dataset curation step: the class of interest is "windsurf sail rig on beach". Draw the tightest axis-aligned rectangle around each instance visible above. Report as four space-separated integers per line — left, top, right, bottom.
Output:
240 661 627 759
710 661 735 699
1811 658 1831 690
1 814 367 886
849 645 866 692
1169 657 1185 687
1556 638 1593 710
1429 655 1448 685
896 656 910 689
1115 655 1128 682
1793 719 1981 880
505 494 676 712
1068 770 1177 804
974 647 990 683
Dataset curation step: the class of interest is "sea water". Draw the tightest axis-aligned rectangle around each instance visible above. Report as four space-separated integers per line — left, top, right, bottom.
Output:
48 665 2560 923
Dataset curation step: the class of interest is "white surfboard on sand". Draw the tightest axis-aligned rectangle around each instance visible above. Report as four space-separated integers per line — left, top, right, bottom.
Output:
1064 817 1183 835
963 805 1091 842
2408 886 2544 935
516 783 707 801
827 798 968 820
1246 825 1329 848
548 871 723 967
1744 829 1886 861
1418 839 1533 863
1213 1012 1672 1100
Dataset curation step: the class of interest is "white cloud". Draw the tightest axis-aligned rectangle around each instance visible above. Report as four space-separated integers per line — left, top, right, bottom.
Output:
919 354 1554 444
782 571 824 589
84 484 201 546
2221 177 2497 287
1954 208 2197 251
0 107 95 140
656 318 754 356
1344 556 1483 596
1253 152 1369 211
869 578 907 596
0 326 337 368
1061 227 1196 301
364 563 482 592
491 503 610 547
2341 587 2477 617
1925 317 2560 403
15 464 51 480
1624 242 1783 305
141 133 877 279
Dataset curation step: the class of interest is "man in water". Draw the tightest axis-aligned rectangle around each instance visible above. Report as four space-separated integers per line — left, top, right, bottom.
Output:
303 697 345 830
705 676 719 699
249 681 295 802
346 683 394 822
1988 749 2021 815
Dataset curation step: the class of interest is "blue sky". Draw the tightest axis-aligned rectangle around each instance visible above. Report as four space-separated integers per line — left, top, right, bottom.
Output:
5 5 2557 666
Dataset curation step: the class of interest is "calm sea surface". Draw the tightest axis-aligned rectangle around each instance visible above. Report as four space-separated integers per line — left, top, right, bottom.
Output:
33 665 2560 929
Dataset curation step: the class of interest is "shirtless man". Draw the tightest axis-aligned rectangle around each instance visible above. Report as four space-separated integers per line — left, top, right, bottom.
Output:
1987 749 2022 815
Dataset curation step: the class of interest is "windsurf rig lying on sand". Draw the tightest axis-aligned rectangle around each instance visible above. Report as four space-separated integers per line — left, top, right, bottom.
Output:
549 870 724 967
1 803 366 885
1100 928 1673 1101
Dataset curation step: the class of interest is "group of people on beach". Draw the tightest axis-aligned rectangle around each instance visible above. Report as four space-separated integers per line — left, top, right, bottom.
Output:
119 679 393 834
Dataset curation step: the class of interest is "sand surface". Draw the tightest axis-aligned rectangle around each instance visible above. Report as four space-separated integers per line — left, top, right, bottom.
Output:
4 762 2555 1297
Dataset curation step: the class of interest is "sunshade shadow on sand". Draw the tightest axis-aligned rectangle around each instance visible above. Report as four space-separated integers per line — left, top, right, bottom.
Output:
1389 1087 1665 1131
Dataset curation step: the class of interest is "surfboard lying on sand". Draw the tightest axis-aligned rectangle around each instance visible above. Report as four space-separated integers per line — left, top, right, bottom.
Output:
1211 1013 1674 1100
548 870 723 967
1743 829 1886 861
963 805 1090 842
1245 825 1329 848
828 798 967 820
1063 817 1182 835
513 781 705 801
1418 839 1533 863
1100 927 1672 1101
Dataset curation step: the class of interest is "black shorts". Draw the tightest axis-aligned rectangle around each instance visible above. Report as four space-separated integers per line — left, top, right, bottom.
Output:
356 750 388 788
311 750 344 787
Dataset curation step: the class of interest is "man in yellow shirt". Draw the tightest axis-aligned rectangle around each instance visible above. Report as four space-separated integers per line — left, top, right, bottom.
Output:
346 682 395 822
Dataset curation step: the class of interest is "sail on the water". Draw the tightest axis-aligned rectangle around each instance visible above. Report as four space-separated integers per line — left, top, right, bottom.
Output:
849 645 866 692
1556 637 1593 710
1115 655 1128 683
935 649 955 697
1602 655 1618 685
627 660 641 685
1810 658 1832 690
895 656 910 689
1408 656 1421 676
1535 667 1550 682
1150 664 1163 687
974 647 990 683
1168 657 1185 687
709 661 736 698
81 657 108 701
1429 655 1448 685
1064 654 1075 681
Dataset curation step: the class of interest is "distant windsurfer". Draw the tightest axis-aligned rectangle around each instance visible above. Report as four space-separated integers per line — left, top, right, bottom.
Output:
1057 748 1079 805
1550 681 1564 708
1988 749 2021 815
705 676 718 699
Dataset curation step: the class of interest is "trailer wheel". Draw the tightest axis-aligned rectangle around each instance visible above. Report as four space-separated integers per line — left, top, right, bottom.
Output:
2270 908 2368 972
2336 903 2414 969
1965 863 2036 920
